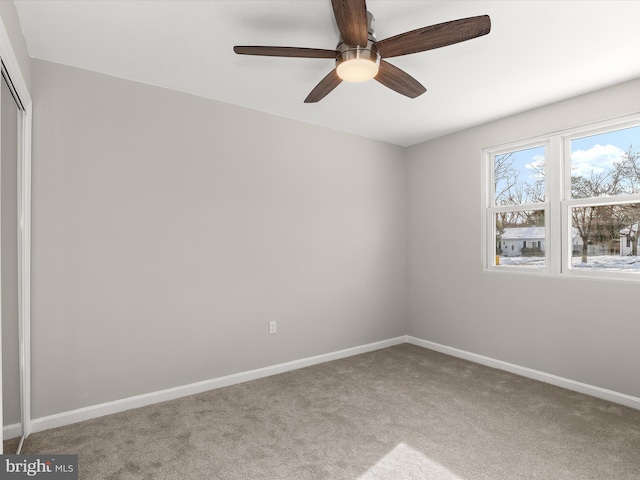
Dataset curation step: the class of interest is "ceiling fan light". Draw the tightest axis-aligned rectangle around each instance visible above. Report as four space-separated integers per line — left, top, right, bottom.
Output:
337 58 379 83
335 43 381 83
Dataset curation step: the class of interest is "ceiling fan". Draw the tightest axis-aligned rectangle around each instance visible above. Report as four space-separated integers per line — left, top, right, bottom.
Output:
234 0 491 103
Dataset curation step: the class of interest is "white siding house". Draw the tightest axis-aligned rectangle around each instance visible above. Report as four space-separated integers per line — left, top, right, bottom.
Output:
619 224 640 256
499 227 544 257
499 227 583 257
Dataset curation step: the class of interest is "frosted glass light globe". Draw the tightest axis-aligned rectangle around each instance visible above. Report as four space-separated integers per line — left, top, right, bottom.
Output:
336 58 379 83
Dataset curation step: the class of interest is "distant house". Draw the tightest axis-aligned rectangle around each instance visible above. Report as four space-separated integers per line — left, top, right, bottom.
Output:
619 224 639 255
499 227 583 256
499 227 544 256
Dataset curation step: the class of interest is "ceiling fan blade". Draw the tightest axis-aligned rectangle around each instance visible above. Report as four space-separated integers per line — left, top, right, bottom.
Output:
375 60 426 99
234 46 339 58
304 69 342 103
331 0 368 46
376 15 491 58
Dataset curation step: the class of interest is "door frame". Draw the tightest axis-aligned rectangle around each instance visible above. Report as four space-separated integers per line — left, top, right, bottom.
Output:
0 16 32 453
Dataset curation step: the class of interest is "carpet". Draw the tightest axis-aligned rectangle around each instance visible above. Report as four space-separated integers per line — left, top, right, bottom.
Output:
5 344 640 479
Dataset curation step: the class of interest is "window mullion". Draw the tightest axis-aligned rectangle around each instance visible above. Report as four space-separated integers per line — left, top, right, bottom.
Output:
548 135 562 275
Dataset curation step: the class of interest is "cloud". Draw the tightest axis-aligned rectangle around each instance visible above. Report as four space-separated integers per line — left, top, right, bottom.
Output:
571 144 624 177
525 154 545 179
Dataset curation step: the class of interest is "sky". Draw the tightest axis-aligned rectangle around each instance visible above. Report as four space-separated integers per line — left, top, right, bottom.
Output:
571 125 640 177
496 125 640 203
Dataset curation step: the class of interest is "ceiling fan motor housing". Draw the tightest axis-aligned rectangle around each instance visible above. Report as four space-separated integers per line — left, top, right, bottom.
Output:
336 40 380 71
335 11 380 82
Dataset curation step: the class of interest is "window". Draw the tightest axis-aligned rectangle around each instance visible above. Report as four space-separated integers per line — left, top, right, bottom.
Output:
566 125 640 274
483 114 640 279
486 144 548 270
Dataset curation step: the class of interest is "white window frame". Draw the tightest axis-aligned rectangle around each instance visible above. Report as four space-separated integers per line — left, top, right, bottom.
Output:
482 112 640 282
482 138 553 276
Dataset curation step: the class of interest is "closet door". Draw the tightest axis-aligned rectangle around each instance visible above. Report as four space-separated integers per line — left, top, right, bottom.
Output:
1 69 20 451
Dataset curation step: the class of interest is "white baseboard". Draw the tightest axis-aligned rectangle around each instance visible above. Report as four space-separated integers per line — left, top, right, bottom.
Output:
2 422 22 441
30 336 406 435
406 336 640 411
25 334 638 437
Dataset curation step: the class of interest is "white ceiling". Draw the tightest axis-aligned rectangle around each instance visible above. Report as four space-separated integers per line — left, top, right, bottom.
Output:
13 0 640 147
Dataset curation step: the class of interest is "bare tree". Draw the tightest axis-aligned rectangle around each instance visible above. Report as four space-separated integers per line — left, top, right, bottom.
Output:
494 153 519 206
525 155 546 204
612 146 640 254
614 146 640 194
494 152 544 228
571 170 620 262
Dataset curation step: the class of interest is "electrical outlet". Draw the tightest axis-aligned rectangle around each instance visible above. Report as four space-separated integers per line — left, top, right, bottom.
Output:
269 321 277 335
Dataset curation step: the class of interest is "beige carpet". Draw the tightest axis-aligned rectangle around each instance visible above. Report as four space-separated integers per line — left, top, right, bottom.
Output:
5 344 640 479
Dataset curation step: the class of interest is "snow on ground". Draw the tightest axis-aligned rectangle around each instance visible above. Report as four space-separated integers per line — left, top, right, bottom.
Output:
497 255 640 272
571 255 640 271
498 256 545 268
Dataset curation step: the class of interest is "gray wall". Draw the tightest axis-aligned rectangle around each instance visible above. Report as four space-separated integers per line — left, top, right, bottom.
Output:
30 59 408 418
407 77 640 399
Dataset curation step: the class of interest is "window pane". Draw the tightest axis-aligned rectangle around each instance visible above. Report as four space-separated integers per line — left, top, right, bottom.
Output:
571 125 640 199
571 202 640 272
495 210 545 268
494 146 545 206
